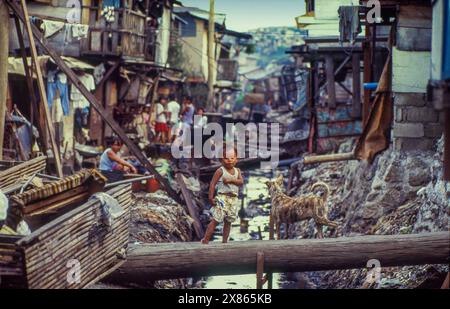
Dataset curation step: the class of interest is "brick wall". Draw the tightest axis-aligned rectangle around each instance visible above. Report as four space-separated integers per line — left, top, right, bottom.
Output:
393 93 444 151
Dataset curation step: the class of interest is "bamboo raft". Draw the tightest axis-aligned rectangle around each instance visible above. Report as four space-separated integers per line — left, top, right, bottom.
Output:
0 156 47 194
0 172 132 289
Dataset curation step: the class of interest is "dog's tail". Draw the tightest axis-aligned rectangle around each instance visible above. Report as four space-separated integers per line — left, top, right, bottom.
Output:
311 182 330 201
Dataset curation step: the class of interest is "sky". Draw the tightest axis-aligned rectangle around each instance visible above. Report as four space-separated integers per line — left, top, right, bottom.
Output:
179 0 306 32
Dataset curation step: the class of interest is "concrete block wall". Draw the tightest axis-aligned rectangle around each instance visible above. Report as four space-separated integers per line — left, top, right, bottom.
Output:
393 93 444 151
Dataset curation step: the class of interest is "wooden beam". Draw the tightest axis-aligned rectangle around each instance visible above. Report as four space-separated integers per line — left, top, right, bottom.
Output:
16 0 63 177
325 55 336 109
13 16 47 153
314 55 351 102
96 61 120 90
352 53 362 118
107 232 449 282
0 1 9 160
303 152 355 165
175 173 204 239
6 0 182 204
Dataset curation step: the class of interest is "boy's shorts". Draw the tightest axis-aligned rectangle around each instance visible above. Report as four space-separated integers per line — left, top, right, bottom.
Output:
210 194 239 223
155 122 168 133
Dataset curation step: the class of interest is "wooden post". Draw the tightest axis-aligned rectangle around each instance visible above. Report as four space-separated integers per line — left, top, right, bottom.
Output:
7 0 181 203
268 212 274 240
256 251 264 289
207 0 215 111
0 0 9 160
444 109 450 181
363 25 372 127
17 0 63 177
352 53 362 118
325 55 336 109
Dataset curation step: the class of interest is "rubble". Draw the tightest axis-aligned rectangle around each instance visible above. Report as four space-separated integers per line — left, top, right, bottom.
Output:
289 136 449 288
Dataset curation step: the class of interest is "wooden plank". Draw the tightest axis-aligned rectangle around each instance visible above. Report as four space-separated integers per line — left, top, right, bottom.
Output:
303 152 355 165
0 1 8 160
175 173 204 239
16 0 62 178
325 55 336 109
6 0 182 204
108 232 449 282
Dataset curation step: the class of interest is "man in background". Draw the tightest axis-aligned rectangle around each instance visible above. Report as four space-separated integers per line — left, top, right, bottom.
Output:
167 94 181 143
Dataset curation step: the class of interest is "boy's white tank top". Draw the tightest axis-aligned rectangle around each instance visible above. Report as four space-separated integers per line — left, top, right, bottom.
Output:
217 166 239 195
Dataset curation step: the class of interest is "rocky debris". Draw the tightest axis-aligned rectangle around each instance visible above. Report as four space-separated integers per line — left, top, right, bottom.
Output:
288 135 448 288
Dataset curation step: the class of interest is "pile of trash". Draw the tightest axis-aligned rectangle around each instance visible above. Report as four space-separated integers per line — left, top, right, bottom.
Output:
289 136 449 288
130 191 194 243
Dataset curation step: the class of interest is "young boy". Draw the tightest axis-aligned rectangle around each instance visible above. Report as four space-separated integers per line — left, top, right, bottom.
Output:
201 146 244 244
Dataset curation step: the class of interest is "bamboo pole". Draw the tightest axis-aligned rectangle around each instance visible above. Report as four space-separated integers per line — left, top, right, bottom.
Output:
207 0 215 110
0 0 9 160
17 0 63 177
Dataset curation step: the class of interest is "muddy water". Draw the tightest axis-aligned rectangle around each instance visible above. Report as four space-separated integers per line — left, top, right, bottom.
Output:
203 168 288 289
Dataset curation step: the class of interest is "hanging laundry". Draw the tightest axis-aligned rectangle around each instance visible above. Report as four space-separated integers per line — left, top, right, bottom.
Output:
338 6 361 44
71 73 95 109
40 19 65 38
71 23 89 40
47 71 70 116
94 63 106 85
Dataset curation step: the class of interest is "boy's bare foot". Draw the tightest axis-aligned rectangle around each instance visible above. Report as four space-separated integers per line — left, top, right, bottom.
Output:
201 238 209 244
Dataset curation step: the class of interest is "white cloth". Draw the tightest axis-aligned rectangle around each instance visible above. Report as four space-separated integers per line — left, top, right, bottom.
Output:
71 24 89 40
71 73 95 109
167 100 180 124
0 190 8 221
155 103 167 123
41 20 65 38
94 63 106 85
52 97 64 123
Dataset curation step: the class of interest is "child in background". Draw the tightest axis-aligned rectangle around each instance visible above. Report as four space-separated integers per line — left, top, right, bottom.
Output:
201 146 244 244
154 97 169 144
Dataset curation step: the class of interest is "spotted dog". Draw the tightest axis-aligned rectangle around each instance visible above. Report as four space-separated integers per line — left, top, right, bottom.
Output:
266 174 338 239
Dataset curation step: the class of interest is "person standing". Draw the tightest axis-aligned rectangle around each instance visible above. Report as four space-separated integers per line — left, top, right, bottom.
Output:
154 97 169 144
181 96 195 127
167 94 181 142
179 96 195 144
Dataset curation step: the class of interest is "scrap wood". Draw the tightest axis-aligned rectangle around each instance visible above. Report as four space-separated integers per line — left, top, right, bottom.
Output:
7 169 107 226
0 156 47 193
175 173 204 239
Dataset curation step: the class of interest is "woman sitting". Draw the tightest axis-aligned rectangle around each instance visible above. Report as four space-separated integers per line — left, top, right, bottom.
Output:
99 138 138 182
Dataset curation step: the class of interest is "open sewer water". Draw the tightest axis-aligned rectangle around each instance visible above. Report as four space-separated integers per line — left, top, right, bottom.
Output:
202 167 297 289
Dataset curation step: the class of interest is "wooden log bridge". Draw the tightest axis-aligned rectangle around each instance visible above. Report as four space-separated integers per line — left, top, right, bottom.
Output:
108 232 449 284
